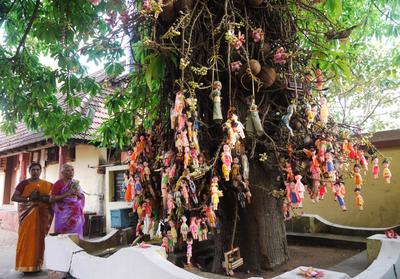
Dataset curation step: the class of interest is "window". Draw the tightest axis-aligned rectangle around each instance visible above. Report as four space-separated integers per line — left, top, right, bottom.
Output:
114 171 126 202
31 151 41 163
46 147 59 165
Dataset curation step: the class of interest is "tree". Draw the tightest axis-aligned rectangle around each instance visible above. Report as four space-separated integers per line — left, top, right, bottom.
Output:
1 0 399 274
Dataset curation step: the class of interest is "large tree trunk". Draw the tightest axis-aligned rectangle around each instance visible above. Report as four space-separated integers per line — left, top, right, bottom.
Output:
239 161 289 270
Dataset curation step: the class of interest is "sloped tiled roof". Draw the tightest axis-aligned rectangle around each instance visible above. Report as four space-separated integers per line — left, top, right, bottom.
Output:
0 70 112 154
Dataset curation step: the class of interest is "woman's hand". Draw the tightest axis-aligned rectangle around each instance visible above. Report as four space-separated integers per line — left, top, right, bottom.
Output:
29 190 41 201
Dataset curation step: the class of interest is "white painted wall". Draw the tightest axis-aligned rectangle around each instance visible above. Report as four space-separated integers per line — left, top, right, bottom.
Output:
0 171 5 206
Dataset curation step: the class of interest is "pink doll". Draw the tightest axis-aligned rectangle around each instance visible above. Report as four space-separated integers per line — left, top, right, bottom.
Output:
210 176 223 210
295 174 305 208
174 90 185 115
221 144 232 181
177 113 187 131
358 150 368 175
274 47 287 64
181 180 190 206
252 28 264 43
161 236 169 253
319 96 328 125
184 146 190 169
372 157 379 179
186 232 193 265
382 159 392 184
190 217 198 240
181 129 189 147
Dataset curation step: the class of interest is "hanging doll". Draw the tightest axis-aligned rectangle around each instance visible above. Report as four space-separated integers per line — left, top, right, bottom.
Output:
210 176 223 210
281 104 296 137
306 103 318 128
372 157 379 179
181 179 190 206
246 102 265 137
231 113 245 140
224 121 237 148
353 164 363 190
358 150 368 175
190 217 198 240
231 157 241 178
197 219 203 241
221 144 232 181
241 152 250 182
295 174 305 208
190 143 199 168
319 96 328 126
285 180 299 208
186 232 193 265
175 132 184 153
333 180 347 211
143 162 151 181
200 218 208 241
382 159 392 184
180 216 189 241
161 236 169 253
174 90 185 116
167 191 175 215
174 190 182 208
354 189 364 210
325 152 334 175
315 68 323 91
205 206 216 228
209 81 223 123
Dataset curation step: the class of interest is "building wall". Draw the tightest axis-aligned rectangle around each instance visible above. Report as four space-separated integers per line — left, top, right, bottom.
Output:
303 146 400 228
0 170 5 206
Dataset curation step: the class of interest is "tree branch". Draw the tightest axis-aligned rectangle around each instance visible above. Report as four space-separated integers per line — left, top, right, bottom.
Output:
12 0 41 60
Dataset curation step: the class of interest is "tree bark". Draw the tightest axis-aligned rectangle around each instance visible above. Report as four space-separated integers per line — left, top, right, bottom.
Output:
239 161 289 270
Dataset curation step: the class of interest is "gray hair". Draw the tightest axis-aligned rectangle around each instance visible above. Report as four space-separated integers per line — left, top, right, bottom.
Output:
61 163 74 172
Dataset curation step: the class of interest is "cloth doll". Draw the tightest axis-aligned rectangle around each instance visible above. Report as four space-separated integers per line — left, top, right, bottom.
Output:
353 164 363 190
221 144 232 181
372 157 379 179
355 189 364 210
382 159 392 184
209 81 223 122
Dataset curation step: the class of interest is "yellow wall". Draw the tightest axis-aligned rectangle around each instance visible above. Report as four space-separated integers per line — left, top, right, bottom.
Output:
303 146 400 228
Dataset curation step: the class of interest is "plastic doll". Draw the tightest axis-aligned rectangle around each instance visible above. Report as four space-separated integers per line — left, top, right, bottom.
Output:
241 153 250 182
319 182 327 200
174 190 182 208
177 113 187 131
174 90 185 116
248 102 265 137
167 230 174 252
143 162 151 181
231 113 245 140
306 103 317 128
372 157 379 179
190 217 198 240
209 81 223 123
169 221 178 246
205 206 216 228
281 104 295 137
382 159 392 184
186 232 193 265
210 176 223 210
161 236 169 253
285 180 299 208
184 146 190 169
221 144 232 181
315 68 323 91
180 216 189 241
354 189 364 210
295 174 305 208
134 174 143 196
197 218 203 241
325 152 334 174
181 179 190 206
353 164 363 190
224 122 237 148
333 180 347 211
358 150 368 175
167 191 175 215
231 157 241 178
200 218 208 240
282 198 292 221
319 96 328 125
252 28 264 42
190 143 199 168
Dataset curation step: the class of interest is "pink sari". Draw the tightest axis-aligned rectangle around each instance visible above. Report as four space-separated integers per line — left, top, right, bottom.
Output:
51 179 85 238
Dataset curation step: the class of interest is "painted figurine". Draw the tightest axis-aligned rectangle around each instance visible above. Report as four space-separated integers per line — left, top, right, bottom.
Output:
355 189 364 210
210 176 223 210
221 144 232 181
143 161 151 181
333 180 347 211
382 159 392 183
372 157 379 179
209 81 223 123
249 102 265 137
180 216 189 241
353 164 363 190
231 157 241 178
281 104 296 137
295 174 305 208
190 217 198 240
319 96 328 125
186 232 193 265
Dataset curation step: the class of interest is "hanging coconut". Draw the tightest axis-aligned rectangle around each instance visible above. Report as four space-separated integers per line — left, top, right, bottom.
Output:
247 0 264 7
249 59 261 76
174 0 194 12
257 66 276 88
160 0 177 23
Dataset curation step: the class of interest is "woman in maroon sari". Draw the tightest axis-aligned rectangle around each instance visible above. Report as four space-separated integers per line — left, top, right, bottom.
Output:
50 164 85 238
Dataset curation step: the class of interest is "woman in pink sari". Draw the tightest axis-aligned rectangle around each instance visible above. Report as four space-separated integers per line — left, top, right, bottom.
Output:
50 164 85 238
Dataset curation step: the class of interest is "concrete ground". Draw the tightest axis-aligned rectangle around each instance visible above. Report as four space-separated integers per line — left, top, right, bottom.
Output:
330 250 370 277
0 229 47 279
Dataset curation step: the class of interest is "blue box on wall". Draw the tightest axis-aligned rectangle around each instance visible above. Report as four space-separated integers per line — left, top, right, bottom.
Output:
110 208 135 228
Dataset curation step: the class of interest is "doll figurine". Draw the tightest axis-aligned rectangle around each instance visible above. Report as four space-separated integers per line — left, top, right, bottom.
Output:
200 218 208 240
285 180 299 208
358 150 368 175
186 232 193 265
167 191 175 215
319 182 327 200
205 206 216 228
325 152 334 174
372 157 379 179
174 190 182 208
169 221 178 246
248 102 265 137
134 175 143 196
143 162 151 181
224 122 237 148
241 153 250 182
181 180 190 206
190 143 199 168
190 217 198 240
174 90 185 116
333 180 347 211
382 159 392 183
209 81 223 123
184 146 190 169
306 103 317 128
316 68 323 91
353 164 363 190
167 230 174 252
231 157 241 178
294 174 305 208
281 104 296 137
355 189 364 210
161 236 169 253
221 144 232 181
210 176 223 210
231 113 245 139
175 132 184 153
319 96 329 125
197 218 203 241
180 216 189 241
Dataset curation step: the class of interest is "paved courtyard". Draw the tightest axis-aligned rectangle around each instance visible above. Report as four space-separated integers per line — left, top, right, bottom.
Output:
0 229 47 279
